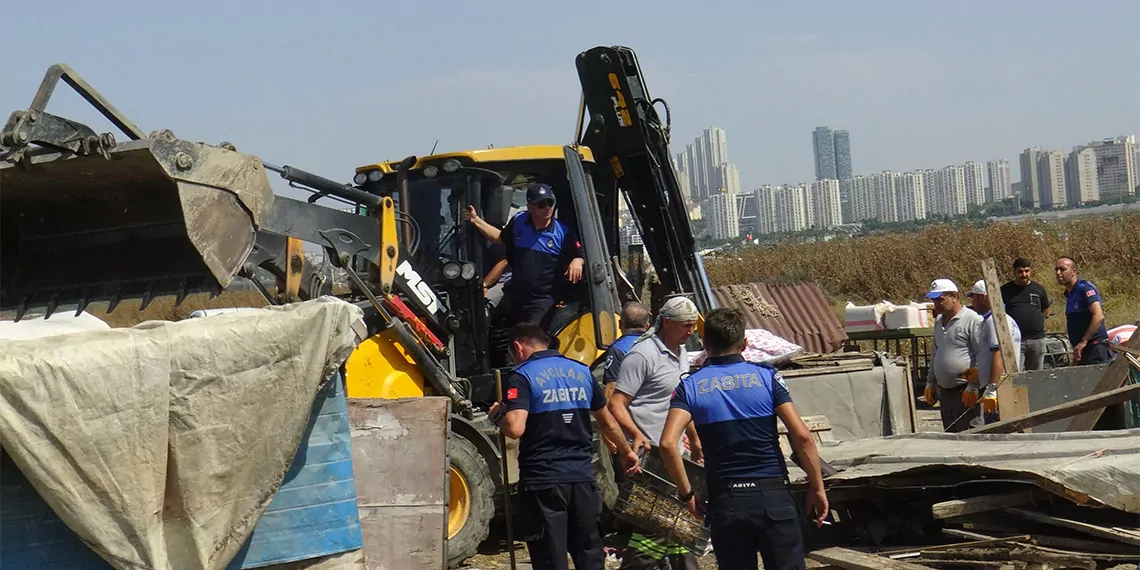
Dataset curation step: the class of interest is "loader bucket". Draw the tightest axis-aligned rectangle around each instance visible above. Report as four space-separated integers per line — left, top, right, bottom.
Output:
0 131 274 317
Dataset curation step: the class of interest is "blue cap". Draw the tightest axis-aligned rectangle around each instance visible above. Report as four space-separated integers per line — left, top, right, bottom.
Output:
526 183 556 205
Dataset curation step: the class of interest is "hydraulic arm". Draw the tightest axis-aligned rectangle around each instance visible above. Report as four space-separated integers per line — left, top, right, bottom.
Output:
575 46 716 314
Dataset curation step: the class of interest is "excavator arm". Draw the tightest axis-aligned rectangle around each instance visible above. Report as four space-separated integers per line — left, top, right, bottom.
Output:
575 46 716 315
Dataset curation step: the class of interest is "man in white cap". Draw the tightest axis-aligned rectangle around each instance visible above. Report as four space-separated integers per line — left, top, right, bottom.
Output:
966 279 1022 425
608 295 703 569
922 279 984 432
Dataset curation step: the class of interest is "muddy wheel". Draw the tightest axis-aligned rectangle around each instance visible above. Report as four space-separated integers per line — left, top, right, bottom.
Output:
447 433 495 568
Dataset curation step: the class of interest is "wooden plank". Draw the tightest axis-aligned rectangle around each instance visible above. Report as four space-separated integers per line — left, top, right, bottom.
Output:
347 397 449 570
808 546 939 570
781 361 874 377
1068 331 1140 431
970 382 1140 433
1006 508 1140 546
347 397 450 505
982 258 1029 426
931 490 1037 520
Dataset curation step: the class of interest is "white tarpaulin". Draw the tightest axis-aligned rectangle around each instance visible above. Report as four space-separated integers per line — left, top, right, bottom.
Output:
0 297 365 570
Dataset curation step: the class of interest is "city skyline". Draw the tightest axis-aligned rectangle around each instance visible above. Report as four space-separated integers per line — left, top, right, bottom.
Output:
682 125 1138 239
672 125 1136 201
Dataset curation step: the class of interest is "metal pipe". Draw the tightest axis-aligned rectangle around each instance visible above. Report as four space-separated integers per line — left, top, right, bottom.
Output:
495 368 517 570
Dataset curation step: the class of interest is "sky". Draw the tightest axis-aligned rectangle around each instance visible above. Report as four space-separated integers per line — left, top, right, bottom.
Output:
2 0 1138 195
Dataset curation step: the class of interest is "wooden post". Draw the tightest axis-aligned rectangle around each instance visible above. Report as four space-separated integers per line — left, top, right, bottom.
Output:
981 258 1031 425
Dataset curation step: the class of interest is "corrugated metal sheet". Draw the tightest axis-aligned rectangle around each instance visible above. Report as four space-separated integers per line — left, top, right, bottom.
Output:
711 282 847 354
807 429 1140 515
228 374 364 568
0 376 363 570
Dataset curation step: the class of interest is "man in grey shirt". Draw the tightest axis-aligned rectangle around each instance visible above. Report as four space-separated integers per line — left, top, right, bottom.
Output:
609 296 703 569
922 278 984 432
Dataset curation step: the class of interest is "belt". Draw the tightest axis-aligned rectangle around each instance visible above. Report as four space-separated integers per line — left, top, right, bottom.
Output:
711 476 788 494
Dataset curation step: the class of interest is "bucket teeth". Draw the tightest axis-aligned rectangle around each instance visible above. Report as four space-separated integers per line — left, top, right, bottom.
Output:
174 280 190 307
74 289 93 317
107 287 124 314
139 282 157 312
15 296 31 323
43 293 60 320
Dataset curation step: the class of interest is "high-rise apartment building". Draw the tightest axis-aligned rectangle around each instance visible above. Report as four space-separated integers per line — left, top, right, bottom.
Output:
1066 148 1100 206
871 171 899 223
775 184 809 233
920 169 940 217
754 186 780 236
848 176 875 222
1037 150 1067 208
810 179 843 229
678 127 740 201
706 192 739 241
1019 148 1044 208
713 163 741 195
894 172 927 222
1082 136 1136 202
938 165 968 217
834 130 852 180
964 161 986 206
674 153 693 202
813 127 837 181
987 159 1012 202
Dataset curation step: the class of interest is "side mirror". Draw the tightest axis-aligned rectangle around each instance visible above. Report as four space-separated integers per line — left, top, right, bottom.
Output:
484 186 515 228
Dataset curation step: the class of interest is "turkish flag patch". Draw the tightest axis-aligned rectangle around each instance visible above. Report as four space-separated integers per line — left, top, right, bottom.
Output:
576 241 582 248
507 388 518 400
1086 289 1096 297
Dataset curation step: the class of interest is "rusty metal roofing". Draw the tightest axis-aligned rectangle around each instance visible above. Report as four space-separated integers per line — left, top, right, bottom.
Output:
710 282 847 354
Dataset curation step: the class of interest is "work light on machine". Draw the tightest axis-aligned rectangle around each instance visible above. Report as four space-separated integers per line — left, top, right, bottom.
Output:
442 159 461 173
423 165 440 178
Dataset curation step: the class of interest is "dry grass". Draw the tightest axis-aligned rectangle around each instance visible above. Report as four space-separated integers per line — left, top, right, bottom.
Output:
90 289 272 328
705 213 1140 329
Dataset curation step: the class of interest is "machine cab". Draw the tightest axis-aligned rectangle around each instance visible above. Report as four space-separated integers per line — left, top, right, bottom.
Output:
353 145 619 403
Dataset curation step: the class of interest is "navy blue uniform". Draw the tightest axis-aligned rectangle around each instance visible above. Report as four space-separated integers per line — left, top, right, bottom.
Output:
500 212 583 329
504 349 606 570
1065 279 1110 365
671 354 805 570
601 332 642 385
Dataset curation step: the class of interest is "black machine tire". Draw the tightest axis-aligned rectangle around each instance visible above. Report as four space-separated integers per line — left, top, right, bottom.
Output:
447 433 495 568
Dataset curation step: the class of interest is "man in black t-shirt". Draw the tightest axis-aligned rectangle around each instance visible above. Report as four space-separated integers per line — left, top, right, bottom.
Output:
489 325 640 570
466 183 586 330
1000 257 1052 370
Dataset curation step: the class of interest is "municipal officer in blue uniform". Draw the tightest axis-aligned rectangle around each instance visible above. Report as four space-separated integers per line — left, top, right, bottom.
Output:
490 324 640 570
467 183 586 329
1055 256 1111 365
658 308 829 570
599 301 652 454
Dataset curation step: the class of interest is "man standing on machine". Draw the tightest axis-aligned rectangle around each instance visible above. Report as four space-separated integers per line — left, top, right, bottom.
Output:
466 183 586 330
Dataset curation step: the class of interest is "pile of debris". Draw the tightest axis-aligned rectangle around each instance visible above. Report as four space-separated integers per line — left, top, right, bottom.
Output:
796 429 1140 569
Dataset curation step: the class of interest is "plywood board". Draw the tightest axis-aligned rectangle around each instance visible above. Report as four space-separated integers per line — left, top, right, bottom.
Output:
348 397 450 570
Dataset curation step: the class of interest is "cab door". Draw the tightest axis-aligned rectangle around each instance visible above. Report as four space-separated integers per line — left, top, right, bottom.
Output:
558 146 620 362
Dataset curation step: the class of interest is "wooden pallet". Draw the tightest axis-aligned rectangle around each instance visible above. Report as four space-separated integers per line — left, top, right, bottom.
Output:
776 415 835 458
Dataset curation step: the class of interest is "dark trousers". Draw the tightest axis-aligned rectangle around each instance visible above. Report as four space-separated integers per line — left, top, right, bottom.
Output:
519 481 604 570
706 480 806 570
1078 339 1112 366
938 384 979 432
510 295 557 330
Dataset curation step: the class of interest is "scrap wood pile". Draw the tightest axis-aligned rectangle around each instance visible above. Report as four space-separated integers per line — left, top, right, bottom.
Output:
792 430 1140 570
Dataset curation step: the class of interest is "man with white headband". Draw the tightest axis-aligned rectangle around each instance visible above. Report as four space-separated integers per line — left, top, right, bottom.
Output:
608 295 704 569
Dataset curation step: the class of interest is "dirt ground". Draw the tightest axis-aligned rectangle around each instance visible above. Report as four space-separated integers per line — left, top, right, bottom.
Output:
458 409 945 569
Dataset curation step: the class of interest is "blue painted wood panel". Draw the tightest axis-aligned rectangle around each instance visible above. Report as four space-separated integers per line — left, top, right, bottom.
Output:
0 375 363 569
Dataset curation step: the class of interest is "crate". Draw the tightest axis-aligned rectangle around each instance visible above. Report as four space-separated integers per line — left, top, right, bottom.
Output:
611 468 711 552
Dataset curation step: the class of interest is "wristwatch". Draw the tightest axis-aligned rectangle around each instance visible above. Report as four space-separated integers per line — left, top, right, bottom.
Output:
677 488 695 502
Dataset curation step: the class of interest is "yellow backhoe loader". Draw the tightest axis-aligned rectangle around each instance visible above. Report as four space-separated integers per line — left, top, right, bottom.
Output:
0 46 715 567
